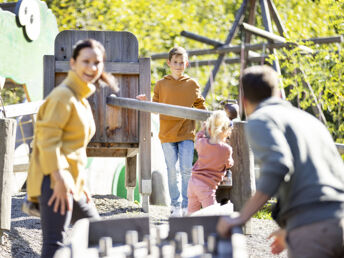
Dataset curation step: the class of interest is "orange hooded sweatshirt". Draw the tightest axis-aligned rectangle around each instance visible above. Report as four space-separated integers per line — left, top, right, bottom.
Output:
153 74 206 143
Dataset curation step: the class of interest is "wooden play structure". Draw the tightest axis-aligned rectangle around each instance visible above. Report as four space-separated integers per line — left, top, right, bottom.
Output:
1 1 344 241
42 30 152 212
151 0 342 120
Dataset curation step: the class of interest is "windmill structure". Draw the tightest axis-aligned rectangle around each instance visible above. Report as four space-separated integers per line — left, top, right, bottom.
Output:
151 0 342 122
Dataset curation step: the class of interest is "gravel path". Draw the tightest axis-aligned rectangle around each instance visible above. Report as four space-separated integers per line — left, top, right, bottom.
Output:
0 193 287 258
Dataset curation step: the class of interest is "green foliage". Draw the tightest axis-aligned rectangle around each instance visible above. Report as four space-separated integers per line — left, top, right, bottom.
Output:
1 0 343 143
1 86 25 105
253 201 273 220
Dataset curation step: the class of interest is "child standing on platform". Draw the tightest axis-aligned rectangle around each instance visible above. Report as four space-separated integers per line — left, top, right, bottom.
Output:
137 47 206 216
187 110 234 215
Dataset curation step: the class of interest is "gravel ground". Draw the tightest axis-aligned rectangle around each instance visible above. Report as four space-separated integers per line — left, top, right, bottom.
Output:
0 193 287 258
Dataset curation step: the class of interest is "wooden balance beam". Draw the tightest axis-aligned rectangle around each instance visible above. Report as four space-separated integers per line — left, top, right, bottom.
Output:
106 96 256 234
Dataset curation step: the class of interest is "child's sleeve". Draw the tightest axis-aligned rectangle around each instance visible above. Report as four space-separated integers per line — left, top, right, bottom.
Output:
152 81 160 103
193 83 206 109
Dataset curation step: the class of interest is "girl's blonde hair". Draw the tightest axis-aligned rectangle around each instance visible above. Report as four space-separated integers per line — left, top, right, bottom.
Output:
206 110 232 139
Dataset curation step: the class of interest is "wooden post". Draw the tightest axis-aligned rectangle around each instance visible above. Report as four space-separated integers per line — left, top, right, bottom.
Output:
229 122 255 234
139 58 151 212
180 30 224 47
201 0 248 98
0 118 16 235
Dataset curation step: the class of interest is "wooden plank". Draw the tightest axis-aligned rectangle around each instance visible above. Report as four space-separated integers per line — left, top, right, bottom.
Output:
127 148 139 158
89 217 150 245
260 0 273 32
13 163 29 173
86 148 128 157
105 31 139 62
202 0 248 98
151 36 342 60
125 156 137 188
258 0 285 99
189 55 268 67
2 101 44 118
242 22 285 42
43 55 56 97
55 61 140 74
107 96 213 121
245 0 257 44
229 122 255 234
0 118 16 231
139 58 151 212
267 0 288 37
87 142 139 149
180 31 224 47
55 30 73 61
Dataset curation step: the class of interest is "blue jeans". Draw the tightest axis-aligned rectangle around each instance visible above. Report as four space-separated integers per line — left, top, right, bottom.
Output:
39 176 99 258
161 140 194 209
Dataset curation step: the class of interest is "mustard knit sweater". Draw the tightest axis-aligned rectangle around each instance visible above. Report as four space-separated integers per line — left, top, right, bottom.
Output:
153 74 206 143
27 71 96 202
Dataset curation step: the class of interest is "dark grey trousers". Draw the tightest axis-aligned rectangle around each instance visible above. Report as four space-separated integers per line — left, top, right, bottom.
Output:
287 218 344 258
39 175 99 258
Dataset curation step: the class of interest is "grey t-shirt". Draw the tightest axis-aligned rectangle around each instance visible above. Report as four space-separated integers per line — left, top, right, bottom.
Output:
246 97 344 231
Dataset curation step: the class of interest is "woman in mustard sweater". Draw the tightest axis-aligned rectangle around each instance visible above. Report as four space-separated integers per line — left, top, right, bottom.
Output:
26 39 117 258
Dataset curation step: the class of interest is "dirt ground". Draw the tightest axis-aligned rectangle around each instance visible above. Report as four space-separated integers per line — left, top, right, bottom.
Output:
0 192 287 258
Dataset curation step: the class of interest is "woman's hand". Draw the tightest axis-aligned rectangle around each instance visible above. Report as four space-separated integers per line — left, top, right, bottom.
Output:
269 228 287 254
48 170 75 215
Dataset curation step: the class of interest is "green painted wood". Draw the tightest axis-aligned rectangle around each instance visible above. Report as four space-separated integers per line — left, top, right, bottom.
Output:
0 0 58 101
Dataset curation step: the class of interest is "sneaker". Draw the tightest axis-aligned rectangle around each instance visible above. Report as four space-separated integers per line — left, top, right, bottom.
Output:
170 206 182 217
182 208 188 216
21 199 40 217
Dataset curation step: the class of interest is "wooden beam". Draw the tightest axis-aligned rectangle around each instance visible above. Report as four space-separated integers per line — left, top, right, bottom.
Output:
189 55 268 67
202 0 248 98
151 36 342 60
107 96 213 121
138 58 152 213
242 22 285 42
43 55 56 98
267 0 288 37
55 61 140 75
0 119 16 231
2 101 44 118
245 0 258 44
180 31 224 47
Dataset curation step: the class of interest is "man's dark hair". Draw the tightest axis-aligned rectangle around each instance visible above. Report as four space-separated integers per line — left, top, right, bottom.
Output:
241 65 280 103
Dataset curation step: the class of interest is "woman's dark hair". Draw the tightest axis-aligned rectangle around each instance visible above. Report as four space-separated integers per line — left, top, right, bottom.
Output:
72 39 119 92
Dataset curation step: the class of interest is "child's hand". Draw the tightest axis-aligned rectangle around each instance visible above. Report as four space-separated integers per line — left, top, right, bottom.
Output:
136 94 147 101
201 122 206 131
268 228 287 254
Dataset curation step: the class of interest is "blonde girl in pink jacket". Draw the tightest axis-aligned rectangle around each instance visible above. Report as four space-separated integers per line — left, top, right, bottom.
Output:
187 110 234 215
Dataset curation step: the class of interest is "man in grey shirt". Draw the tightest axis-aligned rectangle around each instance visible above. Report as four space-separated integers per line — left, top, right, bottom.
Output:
217 65 344 258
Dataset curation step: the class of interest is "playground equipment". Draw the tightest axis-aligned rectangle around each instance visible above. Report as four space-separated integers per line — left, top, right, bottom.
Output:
54 214 247 258
0 0 58 238
0 0 58 101
151 0 343 121
42 30 152 212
